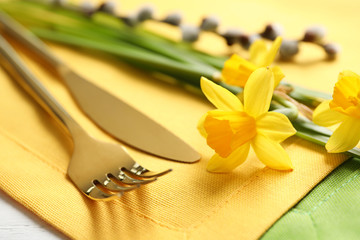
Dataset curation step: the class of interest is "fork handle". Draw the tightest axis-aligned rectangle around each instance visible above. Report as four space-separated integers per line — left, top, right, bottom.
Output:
0 34 81 137
0 11 63 70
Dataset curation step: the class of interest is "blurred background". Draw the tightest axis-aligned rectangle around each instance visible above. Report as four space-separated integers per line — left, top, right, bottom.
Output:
114 0 359 93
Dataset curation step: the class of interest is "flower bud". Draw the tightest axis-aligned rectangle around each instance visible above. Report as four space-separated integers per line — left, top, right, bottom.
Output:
162 12 182 26
120 15 139 27
200 15 220 31
241 34 260 49
180 24 200 42
80 1 95 15
323 43 340 59
221 28 243 46
136 5 154 22
303 25 326 43
97 1 117 15
261 23 283 40
279 40 299 60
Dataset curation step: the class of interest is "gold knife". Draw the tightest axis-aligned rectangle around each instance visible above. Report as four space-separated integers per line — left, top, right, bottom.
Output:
0 11 201 163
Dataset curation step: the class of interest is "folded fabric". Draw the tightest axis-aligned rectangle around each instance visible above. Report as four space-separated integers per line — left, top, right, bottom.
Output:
261 157 360 240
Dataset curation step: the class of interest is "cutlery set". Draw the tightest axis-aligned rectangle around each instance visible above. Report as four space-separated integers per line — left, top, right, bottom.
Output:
0 12 200 200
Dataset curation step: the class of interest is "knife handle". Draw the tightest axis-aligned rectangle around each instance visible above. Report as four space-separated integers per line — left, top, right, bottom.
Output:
0 34 81 137
0 11 63 70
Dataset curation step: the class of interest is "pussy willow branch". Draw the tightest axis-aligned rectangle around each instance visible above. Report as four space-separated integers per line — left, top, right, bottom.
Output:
54 0 340 60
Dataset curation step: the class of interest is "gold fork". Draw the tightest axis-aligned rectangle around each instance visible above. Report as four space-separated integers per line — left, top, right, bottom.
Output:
0 35 171 201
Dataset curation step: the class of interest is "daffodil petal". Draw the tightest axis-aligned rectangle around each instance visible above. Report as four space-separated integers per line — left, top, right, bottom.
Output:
197 113 208 138
326 117 360 153
200 77 243 111
250 39 267 66
207 110 256 131
203 115 233 157
331 72 360 108
252 134 293 170
330 71 360 118
207 143 250 172
244 67 274 117
339 105 360 119
313 100 346 127
261 36 282 66
221 54 257 87
271 66 285 87
256 112 296 142
338 70 360 79
204 110 256 157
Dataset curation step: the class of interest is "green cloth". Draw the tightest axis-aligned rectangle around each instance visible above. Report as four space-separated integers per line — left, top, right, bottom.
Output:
261 157 360 240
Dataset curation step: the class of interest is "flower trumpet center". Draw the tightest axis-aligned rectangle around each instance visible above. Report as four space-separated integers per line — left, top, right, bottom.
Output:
330 78 360 119
221 54 258 87
203 111 257 157
347 95 360 106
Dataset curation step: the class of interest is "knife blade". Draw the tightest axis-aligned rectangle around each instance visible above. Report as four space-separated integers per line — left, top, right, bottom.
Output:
0 11 201 163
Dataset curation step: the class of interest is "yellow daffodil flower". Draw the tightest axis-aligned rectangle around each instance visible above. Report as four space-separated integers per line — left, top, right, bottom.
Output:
221 37 284 87
198 67 296 172
313 70 360 153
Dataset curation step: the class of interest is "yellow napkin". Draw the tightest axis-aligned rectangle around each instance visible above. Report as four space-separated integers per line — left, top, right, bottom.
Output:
0 0 358 239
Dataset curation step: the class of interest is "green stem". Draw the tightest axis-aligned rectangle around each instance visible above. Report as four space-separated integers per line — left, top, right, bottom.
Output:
294 122 360 158
285 82 331 107
33 28 217 81
271 94 299 120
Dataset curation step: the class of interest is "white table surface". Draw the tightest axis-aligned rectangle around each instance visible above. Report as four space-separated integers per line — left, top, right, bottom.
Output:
0 190 67 239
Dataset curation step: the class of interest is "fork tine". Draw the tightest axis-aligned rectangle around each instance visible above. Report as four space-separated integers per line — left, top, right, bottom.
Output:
122 177 157 185
112 172 157 185
122 168 172 179
85 184 122 201
95 179 139 193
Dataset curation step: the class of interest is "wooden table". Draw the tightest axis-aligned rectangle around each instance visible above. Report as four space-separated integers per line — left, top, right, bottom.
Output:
0 190 66 239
